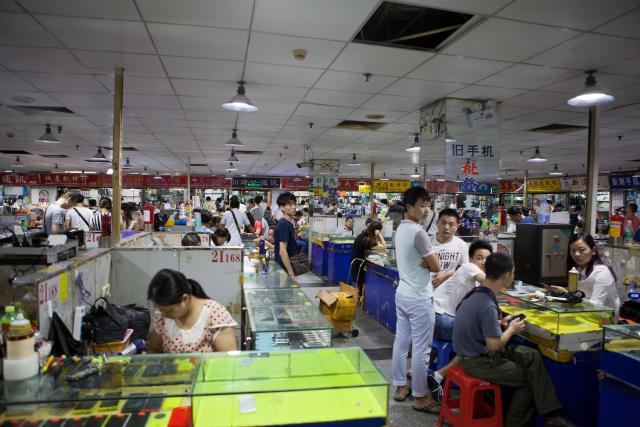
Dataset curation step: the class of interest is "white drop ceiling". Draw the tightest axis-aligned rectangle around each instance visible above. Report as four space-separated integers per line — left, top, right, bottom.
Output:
0 0 639 180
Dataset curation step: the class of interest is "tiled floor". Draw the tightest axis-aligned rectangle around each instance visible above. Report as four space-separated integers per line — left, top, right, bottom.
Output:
301 278 439 427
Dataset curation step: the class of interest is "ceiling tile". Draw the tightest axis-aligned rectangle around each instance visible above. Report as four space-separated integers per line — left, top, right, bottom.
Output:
528 33 640 70
21 72 106 93
601 55 640 77
49 92 114 107
0 47 86 73
0 12 61 47
124 94 181 109
382 79 464 99
21 0 139 19
38 16 155 53
408 54 512 84
126 109 185 120
183 109 237 122
171 79 236 97
448 85 527 101
138 118 189 128
244 63 323 87
331 43 433 77
148 23 248 60
497 0 639 30
285 116 341 128
314 71 396 93
137 0 253 29
253 0 378 41
443 18 579 62
74 51 165 77
0 91 59 106
0 71 38 91
245 84 308 103
237 113 290 126
503 91 569 109
293 103 353 119
162 56 243 80
361 94 426 112
304 89 370 108
0 1 22 11
400 0 512 15
542 72 640 94
478 64 580 90
247 32 344 69
179 96 226 110
499 105 540 120
348 109 407 122
98 76 174 95
595 9 640 38
247 100 298 115
516 110 585 123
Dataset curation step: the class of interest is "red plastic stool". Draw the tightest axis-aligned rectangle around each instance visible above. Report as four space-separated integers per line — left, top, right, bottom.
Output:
438 366 503 427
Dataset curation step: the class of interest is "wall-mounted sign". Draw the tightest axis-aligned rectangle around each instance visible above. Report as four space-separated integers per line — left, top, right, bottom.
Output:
358 180 411 193
231 177 280 189
528 178 561 193
499 180 523 193
445 140 500 179
338 178 366 191
609 173 640 190
281 177 309 190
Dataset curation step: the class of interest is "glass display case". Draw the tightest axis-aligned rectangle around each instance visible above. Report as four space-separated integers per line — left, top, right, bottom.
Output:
0 348 388 427
499 285 615 359
242 270 299 290
365 249 397 272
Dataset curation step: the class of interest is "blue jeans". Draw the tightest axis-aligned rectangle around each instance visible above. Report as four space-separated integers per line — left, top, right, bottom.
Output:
391 292 435 397
434 312 454 341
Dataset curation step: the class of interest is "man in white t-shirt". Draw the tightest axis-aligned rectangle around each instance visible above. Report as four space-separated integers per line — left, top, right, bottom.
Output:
391 187 441 414
65 193 94 232
221 197 254 245
430 208 469 287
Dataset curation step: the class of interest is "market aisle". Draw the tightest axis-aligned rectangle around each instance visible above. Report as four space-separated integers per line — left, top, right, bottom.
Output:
303 285 438 427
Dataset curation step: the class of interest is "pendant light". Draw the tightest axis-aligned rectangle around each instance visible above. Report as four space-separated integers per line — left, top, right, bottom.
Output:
527 147 547 163
567 70 614 107
225 128 245 147
380 172 389 181
406 133 420 153
549 164 563 176
106 168 113 175
122 158 132 170
88 148 109 162
79 170 87 178
51 164 59 173
36 123 60 143
445 131 456 143
153 171 163 180
10 156 24 168
222 81 258 112
226 162 237 172
347 153 361 166
410 167 420 178
141 166 149 175
227 149 239 162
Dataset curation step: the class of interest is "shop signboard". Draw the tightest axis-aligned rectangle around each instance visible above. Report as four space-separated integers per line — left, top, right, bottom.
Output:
280 177 309 190
445 140 500 180
232 177 280 189
459 180 498 194
338 178 365 191
190 176 230 189
609 173 640 190
98 174 144 188
143 175 188 188
499 180 523 193
561 175 609 191
0 173 43 186
358 180 411 193
528 177 561 193
426 180 460 194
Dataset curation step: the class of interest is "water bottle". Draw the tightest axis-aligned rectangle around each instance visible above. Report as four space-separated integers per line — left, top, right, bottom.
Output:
259 238 265 256
538 200 550 224
101 212 111 237
624 220 634 244
194 212 202 231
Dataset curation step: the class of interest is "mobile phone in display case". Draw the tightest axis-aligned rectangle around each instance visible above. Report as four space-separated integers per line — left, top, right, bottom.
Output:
59 418 86 427
81 415 108 427
145 411 171 427
97 393 122 412
103 414 129 427
125 412 151 427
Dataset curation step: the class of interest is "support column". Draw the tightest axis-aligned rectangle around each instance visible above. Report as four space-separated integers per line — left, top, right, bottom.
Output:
370 162 375 218
112 67 124 246
523 169 529 208
585 105 600 235
187 156 191 204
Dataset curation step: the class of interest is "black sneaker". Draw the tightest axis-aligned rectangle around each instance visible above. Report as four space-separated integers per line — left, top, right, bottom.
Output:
427 373 443 403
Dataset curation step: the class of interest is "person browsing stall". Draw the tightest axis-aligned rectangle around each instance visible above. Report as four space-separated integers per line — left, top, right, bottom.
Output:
549 234 620 311
430 209 469 287
44 192 73 235
508 206 536 224
453 253 574 427
148 269 237 353
350 219 387 291
274 192 299 282
221 196 254 245
65 193 94 232
391 186 441 414
212 228 232 247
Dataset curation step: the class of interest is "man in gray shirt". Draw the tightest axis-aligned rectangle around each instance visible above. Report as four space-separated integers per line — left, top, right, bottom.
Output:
452 253 573 427
44 192 73 235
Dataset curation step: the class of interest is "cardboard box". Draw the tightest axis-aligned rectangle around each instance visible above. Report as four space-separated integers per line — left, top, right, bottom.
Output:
316 282 358 322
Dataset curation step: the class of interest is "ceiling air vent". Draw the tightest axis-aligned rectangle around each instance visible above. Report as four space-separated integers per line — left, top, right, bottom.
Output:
528 124 587 134
335 120 387 131
0 150 31 155
40 154 68 158
234 150 264 156
5 105 75 115
354 1 473 51
100 146 138 151
189 163 208 167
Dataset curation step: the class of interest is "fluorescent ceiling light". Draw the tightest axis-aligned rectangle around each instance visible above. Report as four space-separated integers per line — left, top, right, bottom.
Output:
549 164 563 176
88 148 110 162
406 134 420 153
347 153 361 166
222 81 258 112
36 123 60 143
106 168 113 175
527 147 547 163
567 70 614 107
10 156 24 168
293 175 302 182
225 128 244 147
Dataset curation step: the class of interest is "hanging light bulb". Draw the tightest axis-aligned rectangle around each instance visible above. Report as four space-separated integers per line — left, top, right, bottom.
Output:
567 70 615 107
549 164 563 176
51 164 59 173
225 128 245 147
226 162 238 172
222 81 258 112
410 167 420 178
527 147 547 163
445 131 456 143
10 156 24 168
122 158 132 170
227 149 239 162
348 153 361 166
36 123 60 143
406 133 420 153
141 166 149 175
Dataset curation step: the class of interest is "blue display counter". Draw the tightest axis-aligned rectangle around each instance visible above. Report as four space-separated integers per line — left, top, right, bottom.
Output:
311 240 328 277
363 261 398 333
326 241 353 285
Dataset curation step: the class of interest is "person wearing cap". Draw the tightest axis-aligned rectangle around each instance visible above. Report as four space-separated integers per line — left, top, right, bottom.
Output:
340 216 355 236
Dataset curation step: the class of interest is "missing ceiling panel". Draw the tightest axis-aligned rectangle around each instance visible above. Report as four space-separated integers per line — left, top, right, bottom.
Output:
0 150 31 155
354 1 473 51
335 120 387 131
234 150 264 155
6 105 74 115
40 154 68 158
528 124 587 134
100 146 138 151
189 163 208 167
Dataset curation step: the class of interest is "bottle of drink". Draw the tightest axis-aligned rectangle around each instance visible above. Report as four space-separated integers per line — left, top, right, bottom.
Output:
624 220 634 244
609 210 624 245
567 267 579 293
1 306 16 337
194 212 202 231
101 212 112 237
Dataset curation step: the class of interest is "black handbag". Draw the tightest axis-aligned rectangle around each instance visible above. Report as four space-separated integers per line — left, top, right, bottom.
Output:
290 253 310 276
84 298 150 344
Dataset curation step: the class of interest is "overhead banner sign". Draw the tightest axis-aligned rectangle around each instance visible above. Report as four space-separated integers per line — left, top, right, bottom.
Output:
528 178 561 193
281 177 309 190
500 180 523 193
561 175 609 191
190 176 231 188
610 173 640 190
232 177 280 189
338 178 366 191
426 180 460 194
359 180 412 193
459 181 498 194
445 140 500 180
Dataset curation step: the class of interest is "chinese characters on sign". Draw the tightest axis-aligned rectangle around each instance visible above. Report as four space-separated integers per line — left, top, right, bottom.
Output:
359 180 411 193
445 140 500 179
609 173 640 190
527 178 561 193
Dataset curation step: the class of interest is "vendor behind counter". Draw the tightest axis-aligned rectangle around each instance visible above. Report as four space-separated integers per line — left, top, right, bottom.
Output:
147 269 237 353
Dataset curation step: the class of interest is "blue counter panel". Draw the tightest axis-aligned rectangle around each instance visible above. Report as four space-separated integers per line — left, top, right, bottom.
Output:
363 264 399 333
327 242 353 285
311 242 328 276
598 371 638 427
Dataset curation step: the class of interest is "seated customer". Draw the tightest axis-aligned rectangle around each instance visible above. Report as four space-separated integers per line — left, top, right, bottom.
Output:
199 210 215 234
212 228 231 247
181 232 202 246
453 253 573 427
148 269 237 353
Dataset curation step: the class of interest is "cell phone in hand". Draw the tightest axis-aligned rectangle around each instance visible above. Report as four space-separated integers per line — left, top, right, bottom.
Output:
513 314 526 321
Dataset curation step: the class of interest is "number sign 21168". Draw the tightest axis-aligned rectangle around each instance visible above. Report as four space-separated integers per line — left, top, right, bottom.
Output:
211 250 241 263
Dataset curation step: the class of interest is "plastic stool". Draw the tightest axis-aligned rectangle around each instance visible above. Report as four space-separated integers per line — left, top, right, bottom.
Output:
430 338 455 372
438 366 503 427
